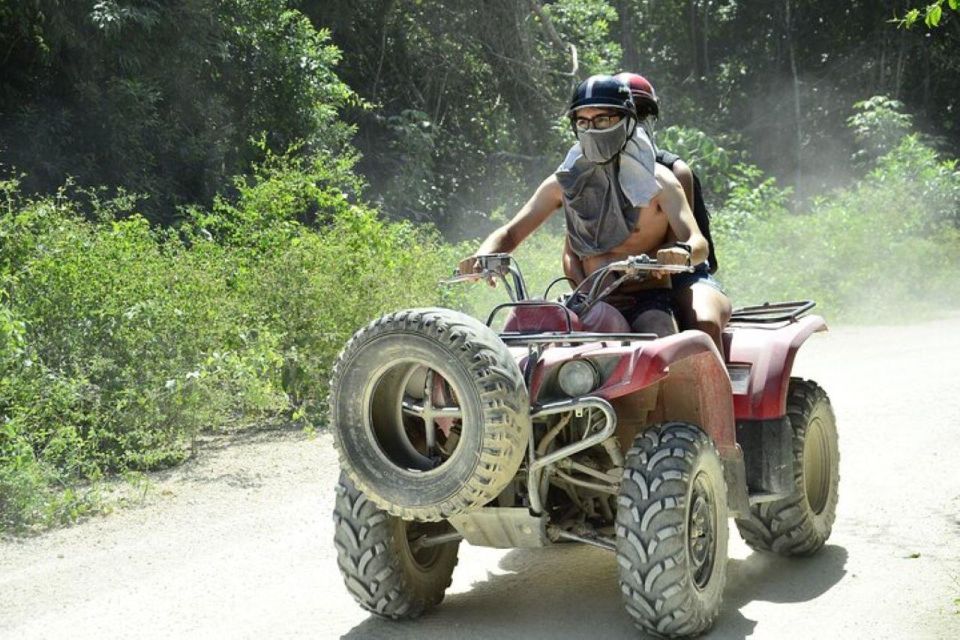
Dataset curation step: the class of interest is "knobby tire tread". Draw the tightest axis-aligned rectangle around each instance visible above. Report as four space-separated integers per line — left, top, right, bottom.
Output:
332 475 459 619
616 422 727 638
329 308 529 521
734 378 839 556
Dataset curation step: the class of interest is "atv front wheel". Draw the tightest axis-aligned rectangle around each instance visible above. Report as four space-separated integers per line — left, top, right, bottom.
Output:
735 378 839 556
333 474 460 619
330 308 530 521
616 422 729 638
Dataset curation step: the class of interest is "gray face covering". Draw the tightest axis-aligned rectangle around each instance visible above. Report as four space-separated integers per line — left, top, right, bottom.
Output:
578 118 629 164
555 126 659 258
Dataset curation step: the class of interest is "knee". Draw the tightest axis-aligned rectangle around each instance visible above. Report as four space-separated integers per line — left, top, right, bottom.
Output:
690 290 731 332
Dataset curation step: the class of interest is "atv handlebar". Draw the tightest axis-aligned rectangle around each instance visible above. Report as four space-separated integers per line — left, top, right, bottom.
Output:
446 254 529 302
601 254 695 276
446 253 693 306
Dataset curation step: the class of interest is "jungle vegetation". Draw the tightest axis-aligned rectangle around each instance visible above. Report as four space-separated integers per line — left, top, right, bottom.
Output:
1 1 958 530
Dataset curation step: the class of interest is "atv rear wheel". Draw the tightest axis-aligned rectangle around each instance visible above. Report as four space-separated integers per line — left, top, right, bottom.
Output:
333 474 459 619
616 422 729 638
735 378 839 556
330 308 529 521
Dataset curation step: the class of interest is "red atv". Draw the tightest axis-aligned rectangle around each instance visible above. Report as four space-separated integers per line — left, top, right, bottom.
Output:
330 254 838 638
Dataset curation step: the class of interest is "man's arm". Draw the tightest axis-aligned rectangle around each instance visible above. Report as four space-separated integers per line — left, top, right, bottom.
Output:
459 174 563 273
671 159 696 210
654 164 708 266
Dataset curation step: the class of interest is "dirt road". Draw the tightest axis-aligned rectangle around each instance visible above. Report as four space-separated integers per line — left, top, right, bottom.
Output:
2 317 960 639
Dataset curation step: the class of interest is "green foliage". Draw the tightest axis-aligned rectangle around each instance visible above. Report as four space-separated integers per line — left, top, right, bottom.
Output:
717 134 960 321
0 1 356 221
711 164 792 240
541 0 622 73
898 1 959 28
657 125 793 236
848 97 915 166
301 0 623 233
657 125 739 203
0 152 456 532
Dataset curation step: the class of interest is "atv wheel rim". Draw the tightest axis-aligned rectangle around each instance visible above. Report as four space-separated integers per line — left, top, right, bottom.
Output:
688 472 718 590
366 360 464 474
803 414 832 514
403 520 450 570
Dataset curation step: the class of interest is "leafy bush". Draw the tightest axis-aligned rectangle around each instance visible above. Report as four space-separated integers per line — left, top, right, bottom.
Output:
847 96 916 167
0 1 356 222
717 135 960 320
0 154 457 531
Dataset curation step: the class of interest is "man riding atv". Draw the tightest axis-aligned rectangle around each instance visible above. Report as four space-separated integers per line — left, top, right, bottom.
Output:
561 72 732 356
459 74 708 341
331 73 839 640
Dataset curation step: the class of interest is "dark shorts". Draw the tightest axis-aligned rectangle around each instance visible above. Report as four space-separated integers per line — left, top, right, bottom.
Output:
671 262 725 294
607 288 676 336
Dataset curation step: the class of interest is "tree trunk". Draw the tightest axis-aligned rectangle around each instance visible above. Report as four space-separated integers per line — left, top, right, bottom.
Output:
688 0 700 78
618 0 638 71
370 0 395 104
702 2 710 76
894 0 908 97
785 0 802 203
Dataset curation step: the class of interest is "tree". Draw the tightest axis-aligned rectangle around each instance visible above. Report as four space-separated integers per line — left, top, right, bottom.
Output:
0 0 355 222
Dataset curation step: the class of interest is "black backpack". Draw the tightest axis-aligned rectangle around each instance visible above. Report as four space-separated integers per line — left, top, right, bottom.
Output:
656 149 718 274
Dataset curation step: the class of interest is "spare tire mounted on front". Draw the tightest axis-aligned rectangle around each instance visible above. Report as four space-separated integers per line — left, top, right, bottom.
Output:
330 308 530 521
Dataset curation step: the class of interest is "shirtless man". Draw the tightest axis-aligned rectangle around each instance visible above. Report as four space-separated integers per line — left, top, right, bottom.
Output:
562 72 731 353
459 75 708 338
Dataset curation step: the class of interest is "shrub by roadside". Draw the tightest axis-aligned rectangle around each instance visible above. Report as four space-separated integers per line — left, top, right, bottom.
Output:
0 161 456 532
717 135 960 321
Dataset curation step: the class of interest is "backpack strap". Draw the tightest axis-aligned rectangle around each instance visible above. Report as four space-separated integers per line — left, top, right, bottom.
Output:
656 149 680 168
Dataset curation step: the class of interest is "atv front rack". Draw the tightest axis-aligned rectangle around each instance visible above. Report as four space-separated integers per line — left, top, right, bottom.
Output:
498 332 658 346
729 300 815 325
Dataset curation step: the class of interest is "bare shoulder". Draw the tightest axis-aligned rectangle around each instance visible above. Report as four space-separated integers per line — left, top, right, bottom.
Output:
654 162 684 193
533 173 563 208
671 158 693 182
540 173 561 193
669 159 695 205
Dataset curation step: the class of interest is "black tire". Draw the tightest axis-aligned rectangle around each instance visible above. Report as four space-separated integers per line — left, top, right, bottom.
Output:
329 308 529 521
735 379 839 556
616 422 729 638
333 474 459 619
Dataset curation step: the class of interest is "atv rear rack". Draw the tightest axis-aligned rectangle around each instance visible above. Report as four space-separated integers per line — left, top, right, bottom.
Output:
729 300 815 325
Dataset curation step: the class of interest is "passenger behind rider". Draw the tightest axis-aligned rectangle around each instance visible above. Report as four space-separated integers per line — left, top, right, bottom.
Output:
562 73 731 357
459 75 709 340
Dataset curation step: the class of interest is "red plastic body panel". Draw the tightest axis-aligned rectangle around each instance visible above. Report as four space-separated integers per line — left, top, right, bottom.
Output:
518 331 737 454
723 315 828 420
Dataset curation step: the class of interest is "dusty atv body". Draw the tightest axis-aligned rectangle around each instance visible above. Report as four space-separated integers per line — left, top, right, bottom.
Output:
330 254 838 637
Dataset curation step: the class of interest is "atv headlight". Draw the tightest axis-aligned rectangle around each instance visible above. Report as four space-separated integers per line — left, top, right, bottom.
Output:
557 359 600 397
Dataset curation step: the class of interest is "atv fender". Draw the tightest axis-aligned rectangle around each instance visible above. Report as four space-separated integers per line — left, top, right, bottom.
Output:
601 331 737 456
724 314 827 421
524 331 744 513
527 331 736 455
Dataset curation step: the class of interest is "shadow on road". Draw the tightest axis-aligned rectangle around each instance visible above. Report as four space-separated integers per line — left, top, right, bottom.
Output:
340 542 847 640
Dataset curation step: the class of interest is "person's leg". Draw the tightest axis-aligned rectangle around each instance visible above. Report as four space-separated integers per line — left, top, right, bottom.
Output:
672 286 698 331
622 289 678 337
628 306 678 336
685 282 732 358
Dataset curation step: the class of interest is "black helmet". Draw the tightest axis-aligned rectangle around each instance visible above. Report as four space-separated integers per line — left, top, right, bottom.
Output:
566 75 636 117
